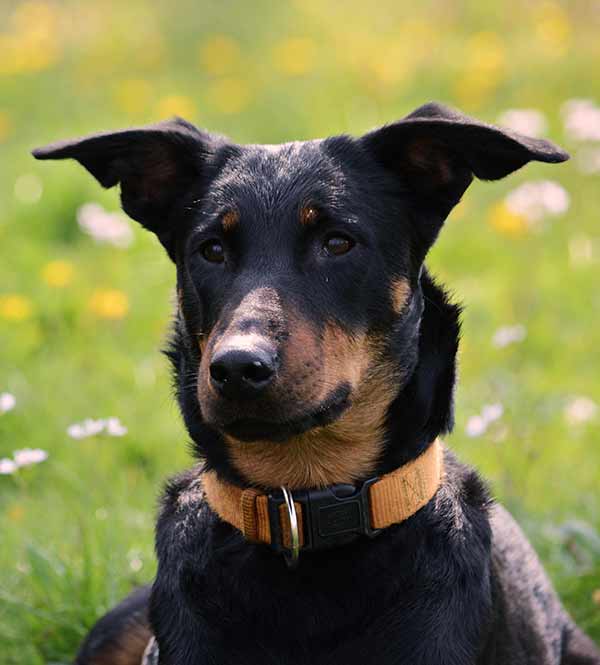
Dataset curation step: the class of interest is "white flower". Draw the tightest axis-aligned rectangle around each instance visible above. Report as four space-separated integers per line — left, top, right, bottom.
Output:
0 392 16 414
67 417 128 439
465 403 505 438
562 99 600 142
481 403 504 423
77 203 134 248
105 417 128 437
492 324 527 348
0 458 18 475
13 448 48 467
564 396 598 426
465 415 487 438
505 181 570 223
498 109 548 138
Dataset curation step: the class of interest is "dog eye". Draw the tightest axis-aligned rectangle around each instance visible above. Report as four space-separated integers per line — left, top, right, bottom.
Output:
200 240 225 263
324 234 355 257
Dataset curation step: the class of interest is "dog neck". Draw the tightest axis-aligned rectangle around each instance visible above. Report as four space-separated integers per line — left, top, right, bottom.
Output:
202 438 444 566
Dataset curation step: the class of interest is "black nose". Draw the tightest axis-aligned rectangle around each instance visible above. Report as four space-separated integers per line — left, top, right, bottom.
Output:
210 347 276 399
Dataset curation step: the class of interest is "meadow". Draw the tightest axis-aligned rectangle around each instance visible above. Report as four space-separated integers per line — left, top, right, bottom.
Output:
1 1 599 662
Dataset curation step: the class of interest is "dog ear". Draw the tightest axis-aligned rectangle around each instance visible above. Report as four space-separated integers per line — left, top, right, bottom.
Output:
361 102 569 255
33 118 218 259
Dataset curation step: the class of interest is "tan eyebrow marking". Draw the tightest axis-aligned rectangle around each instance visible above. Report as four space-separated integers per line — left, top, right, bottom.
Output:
221 209 239 231
390 277 411 313
299 204 320 226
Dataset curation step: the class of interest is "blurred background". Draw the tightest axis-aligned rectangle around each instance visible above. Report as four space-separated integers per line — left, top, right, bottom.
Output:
1 0 599 661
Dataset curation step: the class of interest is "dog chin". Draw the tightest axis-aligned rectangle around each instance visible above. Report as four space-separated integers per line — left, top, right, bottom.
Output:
213 383 352 443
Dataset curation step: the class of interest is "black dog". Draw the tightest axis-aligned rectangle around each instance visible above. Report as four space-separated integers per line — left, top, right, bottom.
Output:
34 103 600 665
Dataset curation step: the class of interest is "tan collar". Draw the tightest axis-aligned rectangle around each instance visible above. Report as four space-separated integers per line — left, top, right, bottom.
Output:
203 439 443 565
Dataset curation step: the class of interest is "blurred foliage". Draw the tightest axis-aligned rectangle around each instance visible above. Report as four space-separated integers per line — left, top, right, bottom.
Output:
1 0 599 661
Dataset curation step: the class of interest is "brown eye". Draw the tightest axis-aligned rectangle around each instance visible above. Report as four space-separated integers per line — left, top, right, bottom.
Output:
324 234 355 256
200 240 225 263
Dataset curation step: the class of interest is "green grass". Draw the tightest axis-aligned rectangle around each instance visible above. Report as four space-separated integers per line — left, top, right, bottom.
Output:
1 1 599 662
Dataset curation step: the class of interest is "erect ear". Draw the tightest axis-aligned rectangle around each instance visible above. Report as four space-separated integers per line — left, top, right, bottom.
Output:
361 102 569 256
33 118 218 259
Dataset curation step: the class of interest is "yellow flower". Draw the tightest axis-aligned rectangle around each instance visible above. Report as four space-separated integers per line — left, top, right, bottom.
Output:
0 294 33 321
455 32 506 109
206 78 251 115
199 35 241 75
113 79 154 115
89 289 129 320
42 260 75 288
534 2 571 57
488 202 527 237
273 37 317 76
156 95 196 119
0 111 12 142
7 504 25 523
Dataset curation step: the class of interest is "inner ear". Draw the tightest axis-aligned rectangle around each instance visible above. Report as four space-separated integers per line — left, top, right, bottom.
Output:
403 136 471 194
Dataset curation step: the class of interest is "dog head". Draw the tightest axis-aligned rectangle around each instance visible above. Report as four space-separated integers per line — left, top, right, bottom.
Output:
33 103 568 488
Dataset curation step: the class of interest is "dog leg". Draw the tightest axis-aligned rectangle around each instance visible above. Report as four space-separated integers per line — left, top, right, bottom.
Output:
74 585 153 665
561 625 600 665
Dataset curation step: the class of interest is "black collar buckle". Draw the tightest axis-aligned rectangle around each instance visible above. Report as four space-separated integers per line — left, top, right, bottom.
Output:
267 478 381 566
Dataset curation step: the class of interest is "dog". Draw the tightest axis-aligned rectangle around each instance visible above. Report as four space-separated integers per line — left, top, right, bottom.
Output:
34 102 600 665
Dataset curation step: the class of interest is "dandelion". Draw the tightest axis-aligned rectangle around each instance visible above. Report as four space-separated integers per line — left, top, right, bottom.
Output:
14 174 43 204
41 260 74 288
564 396 597 426
0 392 16 414
466 403 505 438
505 181 570 224
199 35 241 76
497 109 548 138
0 458 18 475
113 79 153 115
488 202 528 237
13 448 48 467
89 289 129 320
561 100 600 142
156 95 196 119
0 294 33 321
273 37 317 77
492 324 527 348
77 203 133 248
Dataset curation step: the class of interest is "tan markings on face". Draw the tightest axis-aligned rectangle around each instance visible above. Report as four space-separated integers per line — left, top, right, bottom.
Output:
390 277 411 314
221 209 239 232
197 287 284 404
299 204 319 226
227 330 400 489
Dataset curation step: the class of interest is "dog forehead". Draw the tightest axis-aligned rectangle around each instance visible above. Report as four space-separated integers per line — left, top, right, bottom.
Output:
208 140 346 215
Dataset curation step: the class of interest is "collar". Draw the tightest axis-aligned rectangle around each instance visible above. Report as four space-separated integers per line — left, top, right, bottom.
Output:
203 438 443 567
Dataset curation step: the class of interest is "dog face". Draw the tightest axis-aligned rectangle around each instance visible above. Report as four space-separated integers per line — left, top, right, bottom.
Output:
34 103 567 487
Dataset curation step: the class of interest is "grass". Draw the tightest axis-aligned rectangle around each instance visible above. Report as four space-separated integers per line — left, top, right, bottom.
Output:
1 1 599 662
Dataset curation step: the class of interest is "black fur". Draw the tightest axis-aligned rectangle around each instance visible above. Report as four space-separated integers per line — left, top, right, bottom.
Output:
34 103 598 664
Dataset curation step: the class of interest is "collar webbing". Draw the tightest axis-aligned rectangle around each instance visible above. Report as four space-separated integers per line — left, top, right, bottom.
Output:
202 439 443 562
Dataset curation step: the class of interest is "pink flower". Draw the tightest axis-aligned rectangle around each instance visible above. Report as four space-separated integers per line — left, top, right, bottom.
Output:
13 448 48 467
77 203 134 248
0 458 18 475
0 392 16 414
498 109 548 138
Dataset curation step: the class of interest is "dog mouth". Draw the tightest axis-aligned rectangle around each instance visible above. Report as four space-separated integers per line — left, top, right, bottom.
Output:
222 383 352 442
